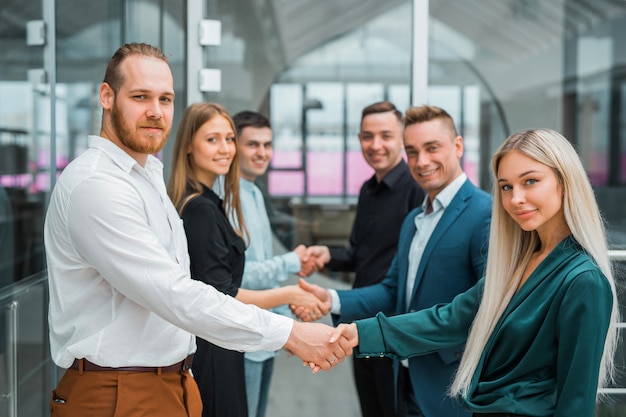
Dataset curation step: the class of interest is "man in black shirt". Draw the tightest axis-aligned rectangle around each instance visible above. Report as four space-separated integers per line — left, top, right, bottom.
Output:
303 101 424 417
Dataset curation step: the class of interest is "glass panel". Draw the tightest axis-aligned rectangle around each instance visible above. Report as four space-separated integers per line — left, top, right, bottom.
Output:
0 275 51 417
269 1 412 201
345 84 383 195
0 0 46 292
304 82 344 196
270 83 303 170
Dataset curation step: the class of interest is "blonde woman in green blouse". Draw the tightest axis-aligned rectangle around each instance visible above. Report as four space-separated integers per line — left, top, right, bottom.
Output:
328 129 619 417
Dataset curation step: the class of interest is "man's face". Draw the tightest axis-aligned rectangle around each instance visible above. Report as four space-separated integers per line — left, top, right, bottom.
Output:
358 111 404 180
237 126 273 181
404 119 463 201
102 55 175 158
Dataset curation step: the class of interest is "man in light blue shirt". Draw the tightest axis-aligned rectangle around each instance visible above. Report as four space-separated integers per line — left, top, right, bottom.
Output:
233 111 317 417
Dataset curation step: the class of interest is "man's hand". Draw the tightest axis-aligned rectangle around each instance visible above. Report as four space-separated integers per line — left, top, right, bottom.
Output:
293 245 319 277
284 321 353 373
291 278 332 321
288 284 330 321
302 245 331 271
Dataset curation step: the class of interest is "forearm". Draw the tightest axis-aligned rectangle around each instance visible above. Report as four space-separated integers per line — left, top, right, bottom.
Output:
236 286 297 310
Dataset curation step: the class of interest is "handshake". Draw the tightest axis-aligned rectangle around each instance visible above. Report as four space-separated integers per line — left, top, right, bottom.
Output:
293 244 332 278
288 245 333 322
283 244 360 373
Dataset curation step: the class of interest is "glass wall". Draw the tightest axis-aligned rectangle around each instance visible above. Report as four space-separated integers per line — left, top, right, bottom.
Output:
0 1 186 415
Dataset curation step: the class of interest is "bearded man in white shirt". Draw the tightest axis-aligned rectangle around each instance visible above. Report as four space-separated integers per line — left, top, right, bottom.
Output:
44 42 350 417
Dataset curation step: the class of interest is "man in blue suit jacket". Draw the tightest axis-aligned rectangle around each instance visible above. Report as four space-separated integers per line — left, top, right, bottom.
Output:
299 105 492 417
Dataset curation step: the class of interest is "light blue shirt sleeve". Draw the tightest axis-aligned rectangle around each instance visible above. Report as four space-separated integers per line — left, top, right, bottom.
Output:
238 179 301 291
242 251 301 290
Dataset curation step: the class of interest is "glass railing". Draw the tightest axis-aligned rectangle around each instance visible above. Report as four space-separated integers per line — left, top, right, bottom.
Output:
0 272 53 417
597 251 626 416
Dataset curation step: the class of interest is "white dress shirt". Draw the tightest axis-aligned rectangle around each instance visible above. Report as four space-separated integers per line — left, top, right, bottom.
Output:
239 179 300 362
44 136 292 368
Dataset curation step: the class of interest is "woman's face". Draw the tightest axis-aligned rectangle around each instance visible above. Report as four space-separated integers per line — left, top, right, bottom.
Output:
497 150 565 238
187 114 236 187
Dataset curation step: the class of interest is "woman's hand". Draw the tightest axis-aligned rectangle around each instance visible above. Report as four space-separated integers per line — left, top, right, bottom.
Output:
329 323 358 348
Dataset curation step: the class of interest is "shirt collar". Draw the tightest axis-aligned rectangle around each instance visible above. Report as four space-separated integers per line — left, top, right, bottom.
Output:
87 135 163 174
368 159 409 192
423 172 467 212
239 178 256 192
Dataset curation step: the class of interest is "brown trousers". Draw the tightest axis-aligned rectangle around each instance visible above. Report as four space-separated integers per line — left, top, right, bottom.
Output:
49 367 202 417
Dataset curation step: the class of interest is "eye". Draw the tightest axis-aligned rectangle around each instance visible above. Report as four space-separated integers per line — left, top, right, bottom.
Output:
500 184 512 191
206 136 216 142
428 146 438 152
134 95 147 100
226 136 236 142
525 178 537 185
160 96 173 103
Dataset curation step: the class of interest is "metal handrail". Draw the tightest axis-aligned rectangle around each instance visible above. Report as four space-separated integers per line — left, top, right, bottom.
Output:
609 250 626 262
5 301 18 417
597 252 626 395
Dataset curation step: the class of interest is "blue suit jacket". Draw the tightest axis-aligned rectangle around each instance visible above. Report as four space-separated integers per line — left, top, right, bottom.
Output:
335 179 492 417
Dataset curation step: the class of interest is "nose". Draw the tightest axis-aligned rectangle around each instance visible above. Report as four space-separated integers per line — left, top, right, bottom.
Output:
146 99 163 119
217 138 230 153
370 136 383 150
510 187 526 205
256 145 267 158
415 150 430 168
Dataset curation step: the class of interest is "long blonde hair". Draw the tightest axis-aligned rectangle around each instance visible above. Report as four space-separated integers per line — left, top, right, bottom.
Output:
450 128 618 398
167 102 247 241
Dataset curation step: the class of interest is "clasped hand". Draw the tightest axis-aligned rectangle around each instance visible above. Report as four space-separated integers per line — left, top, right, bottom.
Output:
286 321 357 373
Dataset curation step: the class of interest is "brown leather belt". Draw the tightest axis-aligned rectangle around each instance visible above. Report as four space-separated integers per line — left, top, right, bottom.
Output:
70 354 194 373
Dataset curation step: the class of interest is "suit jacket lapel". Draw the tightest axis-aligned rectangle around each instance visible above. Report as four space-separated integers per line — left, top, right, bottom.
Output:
397 208 420 314
407 180 474 309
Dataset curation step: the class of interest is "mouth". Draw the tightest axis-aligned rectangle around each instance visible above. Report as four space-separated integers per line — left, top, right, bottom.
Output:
418 168 438 177
141 125 163 133
514 209 537 219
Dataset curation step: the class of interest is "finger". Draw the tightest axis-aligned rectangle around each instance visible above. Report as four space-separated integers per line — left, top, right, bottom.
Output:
292 305 306 317
331 346 347 361
328 325 344 343
337 336 354 357
298 277 308 289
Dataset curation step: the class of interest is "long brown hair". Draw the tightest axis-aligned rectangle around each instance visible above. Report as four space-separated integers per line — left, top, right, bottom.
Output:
167 102 248 241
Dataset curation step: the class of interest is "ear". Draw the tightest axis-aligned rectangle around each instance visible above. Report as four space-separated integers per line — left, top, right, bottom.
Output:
454 135 464 158
100 82 114 110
